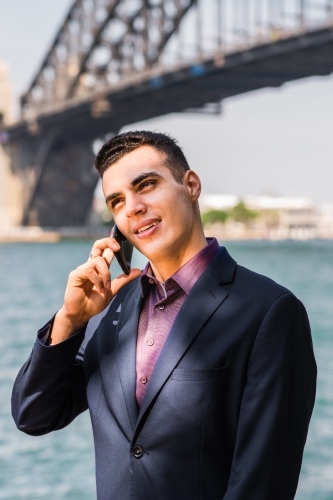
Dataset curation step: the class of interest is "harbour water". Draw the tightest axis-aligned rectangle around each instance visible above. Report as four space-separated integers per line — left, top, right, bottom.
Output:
0 240 332 499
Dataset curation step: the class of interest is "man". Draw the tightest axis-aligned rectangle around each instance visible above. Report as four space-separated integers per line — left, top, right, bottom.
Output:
12 131 316 500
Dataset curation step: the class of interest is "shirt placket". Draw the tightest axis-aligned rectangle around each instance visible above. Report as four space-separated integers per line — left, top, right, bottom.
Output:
137 280 181 398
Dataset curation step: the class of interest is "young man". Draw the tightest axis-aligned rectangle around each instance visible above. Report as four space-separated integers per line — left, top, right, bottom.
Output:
12 131 316 500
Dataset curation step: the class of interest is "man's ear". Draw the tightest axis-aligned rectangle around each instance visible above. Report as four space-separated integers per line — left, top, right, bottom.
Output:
183 170 201 202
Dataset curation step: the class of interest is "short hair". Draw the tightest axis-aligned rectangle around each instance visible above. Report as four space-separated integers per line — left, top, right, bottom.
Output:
94 130 190 183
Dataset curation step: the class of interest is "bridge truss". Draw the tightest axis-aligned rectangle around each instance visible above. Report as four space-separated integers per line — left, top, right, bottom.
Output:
2 0 333 226
21 0 333 118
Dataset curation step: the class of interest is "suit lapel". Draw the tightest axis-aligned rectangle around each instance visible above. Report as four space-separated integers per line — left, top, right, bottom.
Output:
134 247 236 436
116 281 142 432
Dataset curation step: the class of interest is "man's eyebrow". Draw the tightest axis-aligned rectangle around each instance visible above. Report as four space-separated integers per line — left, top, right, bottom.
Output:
131 171 162 187
105 172 162 205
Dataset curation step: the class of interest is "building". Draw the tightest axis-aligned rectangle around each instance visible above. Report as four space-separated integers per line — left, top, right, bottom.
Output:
200 194 333 240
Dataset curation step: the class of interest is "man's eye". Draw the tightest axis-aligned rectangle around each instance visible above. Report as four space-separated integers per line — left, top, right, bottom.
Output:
139 180 155 191
111 199 121 209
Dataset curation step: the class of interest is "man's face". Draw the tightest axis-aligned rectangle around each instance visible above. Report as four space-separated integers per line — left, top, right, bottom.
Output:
102 145 200 265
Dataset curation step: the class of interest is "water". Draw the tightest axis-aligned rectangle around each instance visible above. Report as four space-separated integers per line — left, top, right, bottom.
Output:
0 240 332 499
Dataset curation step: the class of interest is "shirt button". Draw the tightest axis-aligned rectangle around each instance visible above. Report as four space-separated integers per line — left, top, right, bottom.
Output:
147 339 154 346
159 304 165 310
149 279 154 284
141 377 147 384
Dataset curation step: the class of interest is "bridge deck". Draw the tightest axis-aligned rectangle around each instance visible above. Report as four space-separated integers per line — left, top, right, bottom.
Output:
4 26 333 143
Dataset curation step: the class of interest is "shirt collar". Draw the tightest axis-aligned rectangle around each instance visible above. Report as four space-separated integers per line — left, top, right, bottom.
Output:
140 237 220 297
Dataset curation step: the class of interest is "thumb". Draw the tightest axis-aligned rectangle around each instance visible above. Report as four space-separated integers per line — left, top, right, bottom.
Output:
110 268 142 296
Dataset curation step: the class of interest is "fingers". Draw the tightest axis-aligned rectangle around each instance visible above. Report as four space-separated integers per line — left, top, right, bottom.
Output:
73 235 140 298
110 268 142 297
78 255 112 292
89 237 121 261
101 247 114 268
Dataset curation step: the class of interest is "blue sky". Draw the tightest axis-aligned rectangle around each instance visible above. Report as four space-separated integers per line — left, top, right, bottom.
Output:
1 0 332 201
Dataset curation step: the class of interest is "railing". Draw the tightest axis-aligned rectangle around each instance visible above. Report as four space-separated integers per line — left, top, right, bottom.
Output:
162 0 333 64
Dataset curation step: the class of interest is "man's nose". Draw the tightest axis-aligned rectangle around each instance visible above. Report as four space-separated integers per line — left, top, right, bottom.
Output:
125 195 146 218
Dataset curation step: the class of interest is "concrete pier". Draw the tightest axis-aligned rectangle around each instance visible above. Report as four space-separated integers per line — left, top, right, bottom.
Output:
0 60 22 228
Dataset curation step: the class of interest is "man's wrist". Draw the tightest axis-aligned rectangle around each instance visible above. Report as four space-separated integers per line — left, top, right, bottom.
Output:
48 308 88 345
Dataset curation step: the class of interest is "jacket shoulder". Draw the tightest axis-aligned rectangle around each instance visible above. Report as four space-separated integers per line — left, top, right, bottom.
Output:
227 261 302 317
214 246 291 302
236 264 290 295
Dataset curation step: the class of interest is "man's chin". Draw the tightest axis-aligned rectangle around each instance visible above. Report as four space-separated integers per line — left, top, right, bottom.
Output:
135 240 167 262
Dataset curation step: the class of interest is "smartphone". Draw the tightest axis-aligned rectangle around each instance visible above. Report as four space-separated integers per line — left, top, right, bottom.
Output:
110 224 133 275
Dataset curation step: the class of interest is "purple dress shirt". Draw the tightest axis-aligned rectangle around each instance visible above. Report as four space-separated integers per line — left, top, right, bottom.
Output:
136 237 220 406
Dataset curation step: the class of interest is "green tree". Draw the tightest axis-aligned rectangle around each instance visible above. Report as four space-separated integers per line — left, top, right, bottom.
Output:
201 209 229 226
230 201 257 224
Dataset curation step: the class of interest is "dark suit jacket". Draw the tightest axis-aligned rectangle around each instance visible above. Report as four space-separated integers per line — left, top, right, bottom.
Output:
12 247 317 500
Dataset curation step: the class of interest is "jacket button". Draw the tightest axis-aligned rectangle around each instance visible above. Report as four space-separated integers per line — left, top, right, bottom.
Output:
132 445 144 459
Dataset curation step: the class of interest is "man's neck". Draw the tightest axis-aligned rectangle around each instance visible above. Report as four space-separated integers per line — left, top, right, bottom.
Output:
149 232 208 283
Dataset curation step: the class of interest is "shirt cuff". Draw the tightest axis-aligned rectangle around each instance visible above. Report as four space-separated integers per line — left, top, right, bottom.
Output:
37 314 87 347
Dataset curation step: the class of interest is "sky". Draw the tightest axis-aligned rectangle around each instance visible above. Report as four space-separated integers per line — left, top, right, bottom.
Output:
0 0 333 202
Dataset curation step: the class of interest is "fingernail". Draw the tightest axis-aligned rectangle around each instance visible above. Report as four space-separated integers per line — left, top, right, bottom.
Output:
106 280 111 289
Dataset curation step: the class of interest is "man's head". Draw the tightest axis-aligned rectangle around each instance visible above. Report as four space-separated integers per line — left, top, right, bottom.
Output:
95 130 190 183
98 131 206 280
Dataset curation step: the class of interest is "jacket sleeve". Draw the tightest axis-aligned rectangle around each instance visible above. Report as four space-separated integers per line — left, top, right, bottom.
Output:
11 319 88 436
223 292 317 500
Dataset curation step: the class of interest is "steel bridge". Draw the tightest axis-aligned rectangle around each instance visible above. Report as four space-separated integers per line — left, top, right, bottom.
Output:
1 0 333 227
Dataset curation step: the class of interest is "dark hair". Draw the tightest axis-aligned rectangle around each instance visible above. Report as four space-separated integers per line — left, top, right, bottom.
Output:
94 130 190 183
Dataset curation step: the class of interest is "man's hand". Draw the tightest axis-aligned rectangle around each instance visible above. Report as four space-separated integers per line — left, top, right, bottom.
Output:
49 236 141 345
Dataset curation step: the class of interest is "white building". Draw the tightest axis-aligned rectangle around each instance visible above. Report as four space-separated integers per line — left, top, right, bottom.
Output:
200 193 333 240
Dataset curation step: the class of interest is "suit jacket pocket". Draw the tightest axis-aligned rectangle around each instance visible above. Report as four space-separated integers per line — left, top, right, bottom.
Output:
170 366 227 381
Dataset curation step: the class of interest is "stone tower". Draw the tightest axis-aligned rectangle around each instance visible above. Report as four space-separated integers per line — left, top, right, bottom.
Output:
0 60 22 228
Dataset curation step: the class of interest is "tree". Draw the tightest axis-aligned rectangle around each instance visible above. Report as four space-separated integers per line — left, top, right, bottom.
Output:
201 209 229 226
230 202 257 224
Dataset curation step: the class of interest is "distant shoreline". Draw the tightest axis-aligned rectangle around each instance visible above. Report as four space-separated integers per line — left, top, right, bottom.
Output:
0 226 112 243
1 226 333 243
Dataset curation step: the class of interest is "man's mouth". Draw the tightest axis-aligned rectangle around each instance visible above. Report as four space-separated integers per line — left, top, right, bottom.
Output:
133 219 161 236
137 222 159 234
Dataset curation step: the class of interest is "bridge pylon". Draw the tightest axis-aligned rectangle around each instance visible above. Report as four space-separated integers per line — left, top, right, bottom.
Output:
16 132 99 227
0 59 22 228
